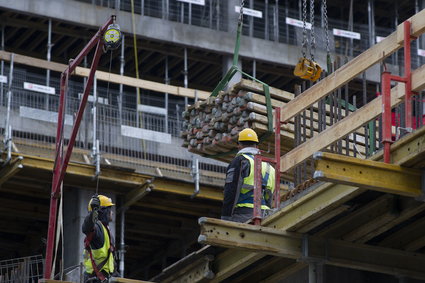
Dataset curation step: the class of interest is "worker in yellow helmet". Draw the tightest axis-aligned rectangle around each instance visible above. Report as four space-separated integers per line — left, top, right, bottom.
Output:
221 128 275 223
82 194 117 282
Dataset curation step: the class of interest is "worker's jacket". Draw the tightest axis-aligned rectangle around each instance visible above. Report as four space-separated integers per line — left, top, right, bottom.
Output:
221 147 275 218
235 153 275 209
83 220 115 275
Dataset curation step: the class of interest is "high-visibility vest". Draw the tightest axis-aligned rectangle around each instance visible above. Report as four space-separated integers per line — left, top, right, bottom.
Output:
235 153 275 209
83 223 115 275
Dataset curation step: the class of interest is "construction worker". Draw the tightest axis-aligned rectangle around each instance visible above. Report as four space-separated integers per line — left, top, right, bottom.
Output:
221 128 275 223
82 194 117 282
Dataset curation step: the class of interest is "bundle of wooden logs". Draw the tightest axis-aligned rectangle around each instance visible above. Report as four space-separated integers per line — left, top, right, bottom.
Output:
181 79 367 173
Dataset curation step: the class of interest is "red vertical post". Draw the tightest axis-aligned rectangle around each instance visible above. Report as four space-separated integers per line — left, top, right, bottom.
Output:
403 21 413 129
382 71 392 163
253 154 262 225
44 72 68 279
53 40 105 194
274 107 281 209
44 16 115 279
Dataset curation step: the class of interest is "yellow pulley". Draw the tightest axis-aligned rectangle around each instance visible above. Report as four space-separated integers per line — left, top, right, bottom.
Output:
103 23 122 50
293 58 322 82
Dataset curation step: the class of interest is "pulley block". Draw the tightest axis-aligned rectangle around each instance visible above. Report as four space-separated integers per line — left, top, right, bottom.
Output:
103 23 122 50
293 58 322 82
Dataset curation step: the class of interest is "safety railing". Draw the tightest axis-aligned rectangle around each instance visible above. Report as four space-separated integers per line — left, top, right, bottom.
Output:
278 15 425 193
74 0 425 67
0 255 44 283
0 64 226 185
76 0 228 31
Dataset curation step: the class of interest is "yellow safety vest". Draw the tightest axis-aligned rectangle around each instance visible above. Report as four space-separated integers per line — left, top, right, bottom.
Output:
83 223 115 275
235 153 275 209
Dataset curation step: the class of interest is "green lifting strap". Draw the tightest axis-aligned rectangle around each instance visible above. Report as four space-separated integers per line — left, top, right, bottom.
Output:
199 8 274 158
210 19 243 98
206 70 273 158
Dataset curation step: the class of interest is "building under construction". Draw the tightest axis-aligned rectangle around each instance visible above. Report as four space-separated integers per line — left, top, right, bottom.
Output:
0 0 425 282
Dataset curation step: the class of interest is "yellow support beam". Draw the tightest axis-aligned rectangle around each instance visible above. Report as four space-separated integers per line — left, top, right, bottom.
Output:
0 156 23 186
198 217 425 280
181 118 425 282
14 153 223 201
313 152 423 197
0 50 210 100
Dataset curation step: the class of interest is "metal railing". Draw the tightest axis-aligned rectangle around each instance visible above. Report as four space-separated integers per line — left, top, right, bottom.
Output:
0 255 44 283
74 0 425 67
0 64 226 185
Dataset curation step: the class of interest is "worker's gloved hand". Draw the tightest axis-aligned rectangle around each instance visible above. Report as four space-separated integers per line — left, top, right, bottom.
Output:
90 195 100 211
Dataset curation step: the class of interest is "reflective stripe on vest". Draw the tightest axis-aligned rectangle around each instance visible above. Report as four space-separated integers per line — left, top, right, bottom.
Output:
83 223 114 274
236 154 275 209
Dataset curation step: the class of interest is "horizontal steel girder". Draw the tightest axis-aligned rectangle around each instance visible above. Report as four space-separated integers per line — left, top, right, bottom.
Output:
198 217 425 280
313 152 422 197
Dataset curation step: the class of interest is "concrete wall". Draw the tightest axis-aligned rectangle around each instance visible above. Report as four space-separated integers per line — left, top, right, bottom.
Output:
0 0 355 73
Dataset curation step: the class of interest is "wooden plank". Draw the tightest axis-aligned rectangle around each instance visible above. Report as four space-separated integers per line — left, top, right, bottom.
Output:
0 50 209 100
280 63 425 173
280 8 425 124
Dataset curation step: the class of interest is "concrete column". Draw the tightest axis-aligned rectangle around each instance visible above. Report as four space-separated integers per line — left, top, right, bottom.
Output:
224 0 242 88
63 188 117 278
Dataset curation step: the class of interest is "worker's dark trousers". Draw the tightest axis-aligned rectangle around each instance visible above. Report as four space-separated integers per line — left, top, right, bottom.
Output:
230 207 271 223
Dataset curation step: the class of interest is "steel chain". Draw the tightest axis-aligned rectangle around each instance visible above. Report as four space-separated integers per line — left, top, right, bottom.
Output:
302 0 308 58
323 0 330 55
310 0 315 61
239 0 245 25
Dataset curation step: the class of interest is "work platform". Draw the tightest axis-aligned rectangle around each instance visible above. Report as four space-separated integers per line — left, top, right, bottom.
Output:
154 104 425 283
0 143 223 279
153 9 425 283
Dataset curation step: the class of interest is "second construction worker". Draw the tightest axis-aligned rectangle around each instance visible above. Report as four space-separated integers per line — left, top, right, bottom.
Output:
221 128 275 223
82 194 118 282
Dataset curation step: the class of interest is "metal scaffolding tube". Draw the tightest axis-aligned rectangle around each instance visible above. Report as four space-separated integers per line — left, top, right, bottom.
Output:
93 76 98 155
4 54 14 164
367 0 375 47
45 19 52 110
415 0 421 68
249 0 254 37
119 206 126 277
184 48 188 107
252 59 256 79
165 56 169 134
0 24 4 106
119 34 125 124
265 0 269 40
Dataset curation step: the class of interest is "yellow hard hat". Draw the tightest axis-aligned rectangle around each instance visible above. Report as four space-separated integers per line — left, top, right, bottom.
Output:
88 195 115 211
238 128 259 143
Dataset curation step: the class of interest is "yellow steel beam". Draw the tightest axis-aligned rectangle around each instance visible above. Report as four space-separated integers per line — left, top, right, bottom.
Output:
14 153 222 200
0 156 23 186
110 277 153 283
313 152 423 197
190 121 425 281
122 181 154 209
198 217 425 280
